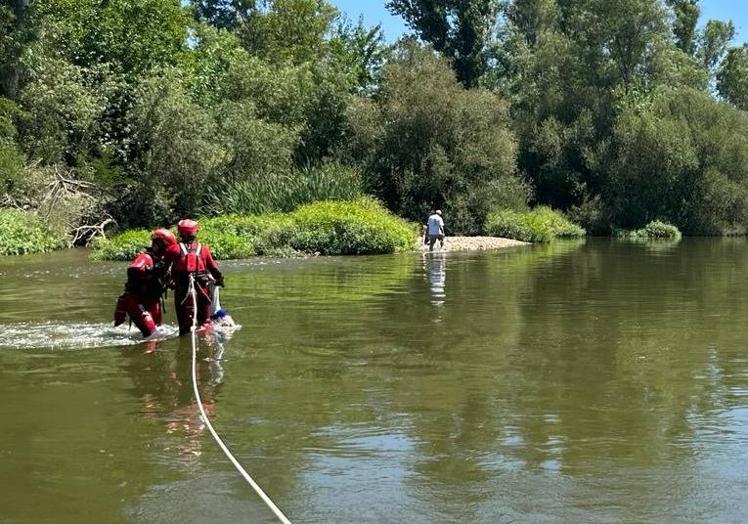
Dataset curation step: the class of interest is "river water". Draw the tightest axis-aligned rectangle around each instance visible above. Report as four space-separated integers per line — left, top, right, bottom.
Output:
0 240 746 523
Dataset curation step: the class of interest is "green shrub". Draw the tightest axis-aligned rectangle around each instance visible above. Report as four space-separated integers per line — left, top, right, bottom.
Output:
92 199 416 260
201 213 296 255
614 220 682 241
91 226 254 261
90 229 152 261
198 229 255 259
531 207 587 238
289 198 415 255
484 207 585 243
0 209 68 256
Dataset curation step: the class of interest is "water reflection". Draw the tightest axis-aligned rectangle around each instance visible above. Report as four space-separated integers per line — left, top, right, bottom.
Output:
122 338 225 462
3 242 748 523
423 252 447 307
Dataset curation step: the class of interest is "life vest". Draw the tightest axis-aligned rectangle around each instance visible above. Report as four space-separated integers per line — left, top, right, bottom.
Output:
175 242 206 273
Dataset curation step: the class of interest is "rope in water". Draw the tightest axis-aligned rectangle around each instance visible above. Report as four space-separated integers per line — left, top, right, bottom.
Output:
188 275 293 524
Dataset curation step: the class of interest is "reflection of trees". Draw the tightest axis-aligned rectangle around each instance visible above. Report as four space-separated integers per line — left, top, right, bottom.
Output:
500 240 743 473
151 240 747 521
228 242 590 519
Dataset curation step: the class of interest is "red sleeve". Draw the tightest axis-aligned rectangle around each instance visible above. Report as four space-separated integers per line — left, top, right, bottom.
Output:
201 245 220 274
163 244 180 266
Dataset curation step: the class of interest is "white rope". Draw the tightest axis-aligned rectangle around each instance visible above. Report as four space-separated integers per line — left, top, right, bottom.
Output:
188 275 293 524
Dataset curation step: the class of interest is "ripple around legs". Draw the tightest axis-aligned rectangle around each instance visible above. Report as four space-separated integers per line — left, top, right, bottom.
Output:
0 322 179 350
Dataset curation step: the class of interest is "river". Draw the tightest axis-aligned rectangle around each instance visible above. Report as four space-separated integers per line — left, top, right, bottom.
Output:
0 239 746 523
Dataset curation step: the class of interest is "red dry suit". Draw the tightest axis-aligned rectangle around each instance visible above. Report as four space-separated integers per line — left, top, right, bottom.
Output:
113 249 169 337
161 241 223 335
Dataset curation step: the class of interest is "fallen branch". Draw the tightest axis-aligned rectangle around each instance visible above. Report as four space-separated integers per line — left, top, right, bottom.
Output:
70 217 116 247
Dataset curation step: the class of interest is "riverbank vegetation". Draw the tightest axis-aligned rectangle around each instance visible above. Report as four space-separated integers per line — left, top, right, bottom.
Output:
3 0 748 254
0 208 66 255
485 207 586 243
92 198 415 260
614 221 683 241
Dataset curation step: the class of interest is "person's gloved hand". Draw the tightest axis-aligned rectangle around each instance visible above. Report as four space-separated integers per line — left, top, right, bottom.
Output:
214 275 225 288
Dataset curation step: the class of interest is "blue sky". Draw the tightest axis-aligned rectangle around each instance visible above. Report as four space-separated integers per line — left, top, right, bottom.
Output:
330 0 748 44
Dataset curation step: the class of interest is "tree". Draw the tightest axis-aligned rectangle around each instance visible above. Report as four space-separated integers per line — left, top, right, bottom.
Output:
192 0 256 30
344 43 527 234
697 19 734 72
666 0 699 54
505 0 557 48
330 17 391 94
30 0 189 75
717 45 748 111
239 0 338 65
0 0 33 98
386 0 501 87
604 87 748 234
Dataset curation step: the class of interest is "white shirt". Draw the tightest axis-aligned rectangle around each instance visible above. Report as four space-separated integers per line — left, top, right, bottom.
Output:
427 214 444 236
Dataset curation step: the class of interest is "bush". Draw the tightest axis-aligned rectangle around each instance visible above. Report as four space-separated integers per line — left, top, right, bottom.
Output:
92 199 417 260
0 209 68 256
484 207 585 243
90 229 151 261
198 228 255 259
201 213 296 255
614 220 682 241
92 226 254 261
289 198 416 255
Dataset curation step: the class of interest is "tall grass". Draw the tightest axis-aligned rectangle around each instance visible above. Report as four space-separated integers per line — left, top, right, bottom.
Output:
202 163 364 215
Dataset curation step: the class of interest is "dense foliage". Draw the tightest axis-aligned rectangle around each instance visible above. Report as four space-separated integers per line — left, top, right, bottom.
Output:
92 198 416 260
614 220 682 241
0 209 68 255
485 207 586 243
4 0 748 251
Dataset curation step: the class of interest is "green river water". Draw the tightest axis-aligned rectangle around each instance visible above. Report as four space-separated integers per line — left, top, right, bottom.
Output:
0 239 746 523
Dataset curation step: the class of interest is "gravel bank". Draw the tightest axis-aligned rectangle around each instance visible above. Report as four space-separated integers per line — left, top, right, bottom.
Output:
417 236 529 252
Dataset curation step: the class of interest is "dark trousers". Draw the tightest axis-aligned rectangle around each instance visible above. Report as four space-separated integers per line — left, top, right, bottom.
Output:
174 285 212 335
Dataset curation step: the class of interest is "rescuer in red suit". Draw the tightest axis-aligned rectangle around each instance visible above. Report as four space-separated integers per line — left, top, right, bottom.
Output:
114 229 178 337
160 219 224 336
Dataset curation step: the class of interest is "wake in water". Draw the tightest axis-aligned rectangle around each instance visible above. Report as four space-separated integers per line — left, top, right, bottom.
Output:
0 322 179 350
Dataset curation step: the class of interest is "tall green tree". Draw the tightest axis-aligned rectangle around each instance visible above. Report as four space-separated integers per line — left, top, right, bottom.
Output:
0 0 33 98
239 0 338 64
717 45 748 111
386 0 501 87
344 43 527 234
666 0 699 54
330 17 391 94
697 19 735 72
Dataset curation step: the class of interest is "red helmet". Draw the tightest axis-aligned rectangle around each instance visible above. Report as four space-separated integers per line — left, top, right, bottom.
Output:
177 219 199 237
151 228 177 246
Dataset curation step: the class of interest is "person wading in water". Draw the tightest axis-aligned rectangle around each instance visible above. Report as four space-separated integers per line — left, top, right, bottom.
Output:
159 219 225 336
426 210 445 251
114 229 177 337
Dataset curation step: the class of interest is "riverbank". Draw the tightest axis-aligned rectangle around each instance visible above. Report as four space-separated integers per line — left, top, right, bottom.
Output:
417 236 528 252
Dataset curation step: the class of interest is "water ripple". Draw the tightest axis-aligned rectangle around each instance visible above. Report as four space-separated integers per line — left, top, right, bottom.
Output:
0 322 177 350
